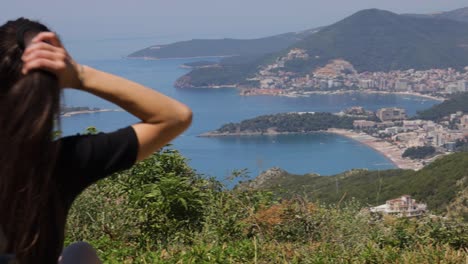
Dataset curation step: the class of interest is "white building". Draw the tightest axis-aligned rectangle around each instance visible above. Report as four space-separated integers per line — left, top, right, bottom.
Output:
376 108 407 122
370 195 427 217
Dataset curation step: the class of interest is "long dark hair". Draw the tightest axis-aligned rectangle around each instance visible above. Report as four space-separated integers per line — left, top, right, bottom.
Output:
0 18 64 262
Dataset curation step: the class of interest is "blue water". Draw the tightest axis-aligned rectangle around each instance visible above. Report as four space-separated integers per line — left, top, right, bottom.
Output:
61 58 439 182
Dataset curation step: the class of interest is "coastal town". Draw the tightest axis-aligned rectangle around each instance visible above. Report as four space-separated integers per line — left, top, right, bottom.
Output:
217 48 468 170
240 48 468 100
331 105 467 170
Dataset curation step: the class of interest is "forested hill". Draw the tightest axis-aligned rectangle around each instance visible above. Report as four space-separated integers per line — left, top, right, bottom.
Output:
288 9 468 72
239 152 468 215
127 31 319 59
177 8 468 88
416 92 468 121
204 112 359 136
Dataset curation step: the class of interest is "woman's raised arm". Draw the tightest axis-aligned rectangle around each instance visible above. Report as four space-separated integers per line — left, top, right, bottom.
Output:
79 66 192 161
22 32 192 161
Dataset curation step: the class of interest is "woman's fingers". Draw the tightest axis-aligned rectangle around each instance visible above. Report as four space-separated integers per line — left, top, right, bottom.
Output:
22 58 66 75
22 49 66 65
31 32 63 47
23 42 64 58
22 44 66 75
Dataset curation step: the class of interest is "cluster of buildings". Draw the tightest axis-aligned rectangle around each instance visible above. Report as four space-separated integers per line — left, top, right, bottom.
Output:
370 195 427 218
249 50 468 97
351 107 467 152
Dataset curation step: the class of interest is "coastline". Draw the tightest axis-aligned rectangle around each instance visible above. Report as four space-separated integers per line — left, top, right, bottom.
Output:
241 89 446 102
326 128 424 170
199 131 291 137
126 55 235 61
181 84 446 101
60 109 122 118
359 90 445 102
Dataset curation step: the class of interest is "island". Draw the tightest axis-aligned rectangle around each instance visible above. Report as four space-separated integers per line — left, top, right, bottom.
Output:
60 106 120 117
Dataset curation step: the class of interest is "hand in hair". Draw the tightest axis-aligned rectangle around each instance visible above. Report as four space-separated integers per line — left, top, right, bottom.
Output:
21 32 82 89
23 31 192 161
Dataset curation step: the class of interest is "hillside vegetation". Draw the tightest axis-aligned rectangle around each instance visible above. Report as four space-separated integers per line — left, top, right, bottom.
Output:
416 92 468 120
239 153 468 215
66 147 467 263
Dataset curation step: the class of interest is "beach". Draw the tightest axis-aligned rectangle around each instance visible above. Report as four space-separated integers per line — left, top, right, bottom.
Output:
240 88 446 102
327 128 424 170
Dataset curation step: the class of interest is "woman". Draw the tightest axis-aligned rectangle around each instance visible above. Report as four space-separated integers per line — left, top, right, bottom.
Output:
0 18 192 263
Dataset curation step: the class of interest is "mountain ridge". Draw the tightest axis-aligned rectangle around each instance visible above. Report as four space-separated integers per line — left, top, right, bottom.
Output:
405 6 468 22
176 8 468 88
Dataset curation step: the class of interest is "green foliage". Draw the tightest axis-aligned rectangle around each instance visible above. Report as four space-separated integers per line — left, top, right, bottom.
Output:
402 146 436 159
416 92 468 121
216 112 358 134
84 126 99 135
66 147 468 263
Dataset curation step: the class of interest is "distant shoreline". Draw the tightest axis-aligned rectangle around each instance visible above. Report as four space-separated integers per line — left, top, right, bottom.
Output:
242 89 446 102
60 109 121 117
126 55 235 61
326 129 424 170
174 81 446 101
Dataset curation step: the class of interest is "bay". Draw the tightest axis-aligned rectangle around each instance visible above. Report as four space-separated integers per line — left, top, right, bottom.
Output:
61 58 439 183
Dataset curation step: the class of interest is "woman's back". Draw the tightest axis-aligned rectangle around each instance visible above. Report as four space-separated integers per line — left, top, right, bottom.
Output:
0 18 192 263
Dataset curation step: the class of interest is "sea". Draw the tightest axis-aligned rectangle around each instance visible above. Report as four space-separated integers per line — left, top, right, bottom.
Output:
61 57 439 184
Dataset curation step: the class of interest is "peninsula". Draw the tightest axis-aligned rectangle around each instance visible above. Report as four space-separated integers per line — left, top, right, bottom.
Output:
127 30 320 60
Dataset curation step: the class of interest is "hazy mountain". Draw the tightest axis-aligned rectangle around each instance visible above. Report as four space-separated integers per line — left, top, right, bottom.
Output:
405 7 468 22
288 9 468 72
128 29 322 59
177 9 468 87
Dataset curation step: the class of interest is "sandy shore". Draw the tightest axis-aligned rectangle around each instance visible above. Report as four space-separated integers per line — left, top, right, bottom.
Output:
327 128 424 170
242 89 446 101
359 90 445 102
60 109 121 117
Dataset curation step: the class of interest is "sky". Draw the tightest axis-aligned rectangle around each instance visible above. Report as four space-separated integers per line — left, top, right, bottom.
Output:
2 0 468 60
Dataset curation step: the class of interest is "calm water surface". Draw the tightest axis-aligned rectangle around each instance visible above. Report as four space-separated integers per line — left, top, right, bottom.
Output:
61 58 439 183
